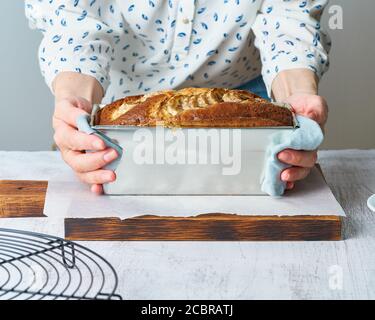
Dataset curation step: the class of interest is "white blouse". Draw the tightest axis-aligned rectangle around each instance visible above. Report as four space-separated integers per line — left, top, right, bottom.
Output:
25 0 331 103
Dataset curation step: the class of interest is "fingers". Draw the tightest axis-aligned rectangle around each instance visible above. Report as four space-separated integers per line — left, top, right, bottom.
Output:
61 148 119 173
298 98 327 124
278 149 316 185
286 182 295 190
281 167 311 182
277 93 326 191
71 96 93 113
278 149 317 168
284 94 328 126
53 96 114 194
305 96 328 125
91 184 104 195
76 170 116 185
54 98 90 128
53 120 106 151
56 96 93 113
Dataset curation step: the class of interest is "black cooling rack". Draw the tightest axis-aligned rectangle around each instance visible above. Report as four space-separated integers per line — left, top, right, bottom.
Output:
0 228 122 300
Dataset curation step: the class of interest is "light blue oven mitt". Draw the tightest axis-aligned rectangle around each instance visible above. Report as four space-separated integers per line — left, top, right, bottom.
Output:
261 115 324 197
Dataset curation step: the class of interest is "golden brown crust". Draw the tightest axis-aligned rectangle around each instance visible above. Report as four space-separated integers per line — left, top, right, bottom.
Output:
96 88 293 127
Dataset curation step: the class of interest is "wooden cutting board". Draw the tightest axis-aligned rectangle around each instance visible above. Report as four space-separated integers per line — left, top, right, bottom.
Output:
0 177 343 241
0 180 47 218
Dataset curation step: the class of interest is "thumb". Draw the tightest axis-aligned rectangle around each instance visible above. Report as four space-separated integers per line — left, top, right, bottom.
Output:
72 96 93 113
285 94 328 125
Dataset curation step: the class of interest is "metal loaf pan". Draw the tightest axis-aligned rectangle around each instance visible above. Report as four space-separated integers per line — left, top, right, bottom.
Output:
90 103 298 195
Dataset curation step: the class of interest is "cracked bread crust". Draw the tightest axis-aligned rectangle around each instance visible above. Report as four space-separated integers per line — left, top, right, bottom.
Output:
95 87 294 127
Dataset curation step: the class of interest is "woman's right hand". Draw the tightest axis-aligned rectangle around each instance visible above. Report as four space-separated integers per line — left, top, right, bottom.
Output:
52 95 118 194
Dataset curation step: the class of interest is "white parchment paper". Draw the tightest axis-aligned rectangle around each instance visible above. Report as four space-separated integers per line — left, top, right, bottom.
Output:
43 167 345 219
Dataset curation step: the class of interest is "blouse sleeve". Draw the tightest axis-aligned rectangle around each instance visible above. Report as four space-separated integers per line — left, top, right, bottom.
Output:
252 0 331 97
25 0 122 94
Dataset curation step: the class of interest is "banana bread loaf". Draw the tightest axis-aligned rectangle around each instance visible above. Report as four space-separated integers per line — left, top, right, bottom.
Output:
95 87 293 127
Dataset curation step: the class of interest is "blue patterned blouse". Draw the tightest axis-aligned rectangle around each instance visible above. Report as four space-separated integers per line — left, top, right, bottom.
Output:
25 0 331 103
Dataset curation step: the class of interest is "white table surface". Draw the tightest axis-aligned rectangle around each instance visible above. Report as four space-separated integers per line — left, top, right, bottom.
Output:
0 150 375 299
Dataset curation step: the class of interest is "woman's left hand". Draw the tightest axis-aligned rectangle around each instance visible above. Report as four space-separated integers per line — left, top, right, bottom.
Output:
277 93 328 190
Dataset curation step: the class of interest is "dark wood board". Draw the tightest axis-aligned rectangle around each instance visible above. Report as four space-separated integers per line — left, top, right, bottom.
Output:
0 179 343 241
0 180 47 218
65 215 342 241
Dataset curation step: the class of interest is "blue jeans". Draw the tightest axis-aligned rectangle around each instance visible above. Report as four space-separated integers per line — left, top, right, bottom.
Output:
235 76 269 101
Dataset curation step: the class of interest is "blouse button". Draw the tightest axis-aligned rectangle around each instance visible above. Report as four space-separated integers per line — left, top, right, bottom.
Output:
182 18 190 24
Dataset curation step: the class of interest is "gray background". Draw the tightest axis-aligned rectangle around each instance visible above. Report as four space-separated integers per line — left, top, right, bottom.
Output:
0 0 374 151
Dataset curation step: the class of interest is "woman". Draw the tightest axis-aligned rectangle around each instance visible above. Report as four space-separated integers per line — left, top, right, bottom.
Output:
26 0 330 194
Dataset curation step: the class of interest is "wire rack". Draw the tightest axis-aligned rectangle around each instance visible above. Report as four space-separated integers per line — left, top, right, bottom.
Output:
0 228 122 300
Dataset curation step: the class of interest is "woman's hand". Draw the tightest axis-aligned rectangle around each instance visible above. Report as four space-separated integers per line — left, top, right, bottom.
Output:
52 72 117 194
53 96 118 194
271 69 328 190
277 93 328 190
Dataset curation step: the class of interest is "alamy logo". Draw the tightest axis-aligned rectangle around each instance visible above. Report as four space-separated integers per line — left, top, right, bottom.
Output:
132 125 242 176
328 5 344 30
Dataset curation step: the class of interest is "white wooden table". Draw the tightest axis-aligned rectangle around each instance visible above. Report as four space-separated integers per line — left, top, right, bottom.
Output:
0 150 374 299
